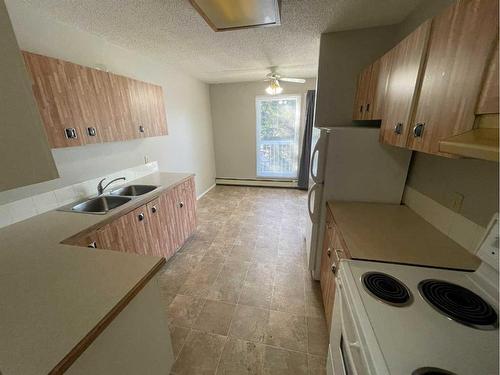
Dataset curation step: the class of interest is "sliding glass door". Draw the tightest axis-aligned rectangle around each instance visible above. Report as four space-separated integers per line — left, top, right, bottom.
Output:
256 95 301 179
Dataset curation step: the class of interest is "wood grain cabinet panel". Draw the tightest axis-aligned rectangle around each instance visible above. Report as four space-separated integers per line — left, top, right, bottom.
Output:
407 0 499 155
352 65 372 120
320 206 352 330
372 52 393 120
353 61 382 121
379 20 431 147
65 178 196 259
476 41 499 115
22 51 168 148
22 52 86 148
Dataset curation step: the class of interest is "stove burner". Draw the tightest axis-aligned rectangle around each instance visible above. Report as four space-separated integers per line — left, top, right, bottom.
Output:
418 279 498 330
362 272 412 306
412 367 456 375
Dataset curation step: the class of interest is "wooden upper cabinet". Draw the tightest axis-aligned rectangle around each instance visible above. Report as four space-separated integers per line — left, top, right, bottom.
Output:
379 20 431 147
407 0 499 155
22 51 168 148
23 52 85 148
372 52 393 120
353 61 382 121
352 65 371 120
476 41 499 115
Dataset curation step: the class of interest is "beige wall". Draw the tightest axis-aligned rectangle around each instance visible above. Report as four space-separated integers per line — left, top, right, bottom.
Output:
0 0 216 204
210 79 316 180
315 25 399 127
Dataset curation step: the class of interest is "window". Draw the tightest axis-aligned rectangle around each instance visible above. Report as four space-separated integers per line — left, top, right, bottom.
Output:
256 95 301 179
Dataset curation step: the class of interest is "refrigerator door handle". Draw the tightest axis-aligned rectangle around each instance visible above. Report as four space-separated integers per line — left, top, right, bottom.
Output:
310 141 321 183
308 183 320 222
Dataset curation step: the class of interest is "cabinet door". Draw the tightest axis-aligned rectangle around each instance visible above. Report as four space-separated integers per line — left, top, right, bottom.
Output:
22 52 86 148
372 52 393 121
476 41 499 115
408 0 499 154
151 84 168 136
180 177 197 238
352 65 371 120
320 208 335 327
96 206 151 255
108 73 135 141
88 68 118 143
362 60 380 120
146 198 167 258
379 20 431 147
63 230 99 249
159 188 182 255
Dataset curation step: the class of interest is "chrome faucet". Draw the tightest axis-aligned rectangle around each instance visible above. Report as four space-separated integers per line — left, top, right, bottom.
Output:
97 177 126 195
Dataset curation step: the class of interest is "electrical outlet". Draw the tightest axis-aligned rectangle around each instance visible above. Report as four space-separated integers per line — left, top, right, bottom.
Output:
450 192 464 213
144 155 150 164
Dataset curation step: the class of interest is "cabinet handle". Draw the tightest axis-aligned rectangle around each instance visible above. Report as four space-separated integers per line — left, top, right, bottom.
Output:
65 128 78 139
331 263 337 274
334 248 344 261
327 248 332 258
88 241 97 248
87 127 97 136
151 205 157 213
359 105 363 113
179 201 184 208
138 213 145 221
139 125 145 133
394 122 403 135
413 123 425 138
366 103 370 112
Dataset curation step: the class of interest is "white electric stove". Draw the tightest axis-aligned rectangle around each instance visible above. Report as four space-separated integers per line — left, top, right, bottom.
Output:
328 216 499 375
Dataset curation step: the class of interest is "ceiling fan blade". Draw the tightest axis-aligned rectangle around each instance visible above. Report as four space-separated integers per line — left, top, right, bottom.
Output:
280 77 306 83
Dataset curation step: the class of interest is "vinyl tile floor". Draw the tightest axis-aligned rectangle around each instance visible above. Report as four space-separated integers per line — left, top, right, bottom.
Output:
157 185 328 375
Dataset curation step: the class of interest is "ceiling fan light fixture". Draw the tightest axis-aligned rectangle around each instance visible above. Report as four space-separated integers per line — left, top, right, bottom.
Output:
266 79 283 95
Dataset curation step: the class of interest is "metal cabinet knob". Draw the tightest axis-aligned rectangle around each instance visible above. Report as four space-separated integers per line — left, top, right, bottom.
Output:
87 127 97 136
366 103 370 112
394 122 403 135
331 264 337 274
327 248 332 258
138 213 145 221
139 125 145 133
65 128 78 139
359 105 363 113
88 241 97 248
413 123 425 138
151 205 157 213
179 202 184 208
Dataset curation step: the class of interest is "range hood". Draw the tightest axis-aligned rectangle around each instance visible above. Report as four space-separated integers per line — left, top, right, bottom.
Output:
190 0 281 32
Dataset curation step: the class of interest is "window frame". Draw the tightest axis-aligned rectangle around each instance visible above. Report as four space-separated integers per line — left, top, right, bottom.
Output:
255 94 302 180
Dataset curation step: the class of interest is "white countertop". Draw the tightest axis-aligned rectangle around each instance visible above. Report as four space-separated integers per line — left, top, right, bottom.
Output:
0 172 192 375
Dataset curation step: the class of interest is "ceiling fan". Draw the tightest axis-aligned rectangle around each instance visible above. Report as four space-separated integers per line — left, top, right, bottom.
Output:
264 72 306 95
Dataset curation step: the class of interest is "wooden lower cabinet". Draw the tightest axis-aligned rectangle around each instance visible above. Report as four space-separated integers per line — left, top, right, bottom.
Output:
320 205 351 330
65 178 196 259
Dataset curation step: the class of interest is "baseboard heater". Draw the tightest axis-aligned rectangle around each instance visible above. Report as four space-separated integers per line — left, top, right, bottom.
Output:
215 178 298 188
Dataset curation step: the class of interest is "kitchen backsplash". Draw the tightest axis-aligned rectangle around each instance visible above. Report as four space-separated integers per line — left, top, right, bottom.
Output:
403 185 487 254
0 161 159 229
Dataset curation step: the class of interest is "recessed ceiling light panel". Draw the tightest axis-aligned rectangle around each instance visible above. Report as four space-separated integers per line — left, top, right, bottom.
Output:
190 0 281 32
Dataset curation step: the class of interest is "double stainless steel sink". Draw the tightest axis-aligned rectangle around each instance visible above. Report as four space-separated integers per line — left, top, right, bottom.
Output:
59 184 158 215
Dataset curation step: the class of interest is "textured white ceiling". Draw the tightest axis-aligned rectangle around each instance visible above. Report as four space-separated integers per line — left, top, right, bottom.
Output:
19 0 421 83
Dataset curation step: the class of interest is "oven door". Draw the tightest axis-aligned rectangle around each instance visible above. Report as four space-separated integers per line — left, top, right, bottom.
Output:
330 271 370 375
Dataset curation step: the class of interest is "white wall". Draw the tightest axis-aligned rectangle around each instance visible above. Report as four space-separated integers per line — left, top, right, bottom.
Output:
210 79 316 180
0 0 216 204
315 24 399 127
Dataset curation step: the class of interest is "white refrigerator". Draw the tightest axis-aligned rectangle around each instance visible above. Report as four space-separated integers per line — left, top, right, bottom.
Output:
305 127 412 280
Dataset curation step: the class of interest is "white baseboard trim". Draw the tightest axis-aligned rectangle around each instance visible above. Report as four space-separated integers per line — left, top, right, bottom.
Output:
197 183 216 200
215 178 297 188
403 186 486 253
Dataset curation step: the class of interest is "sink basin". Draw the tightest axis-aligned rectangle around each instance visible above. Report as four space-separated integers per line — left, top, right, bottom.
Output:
109 184 157 197
71 196 131 214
